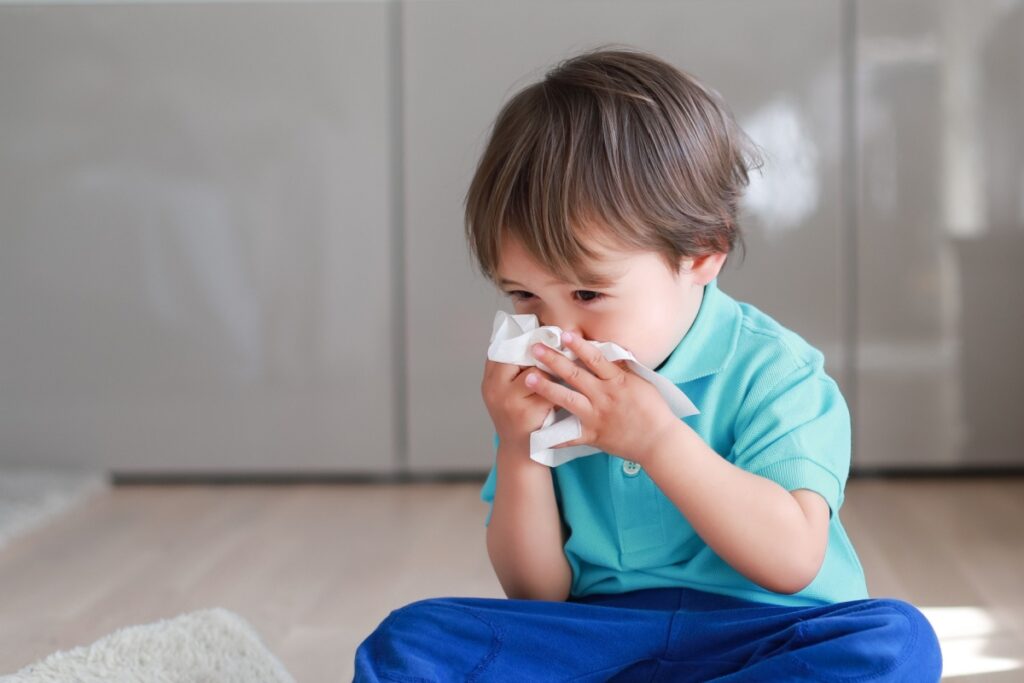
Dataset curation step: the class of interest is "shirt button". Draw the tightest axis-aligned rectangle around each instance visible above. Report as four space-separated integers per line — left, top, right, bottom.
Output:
622 460 642 477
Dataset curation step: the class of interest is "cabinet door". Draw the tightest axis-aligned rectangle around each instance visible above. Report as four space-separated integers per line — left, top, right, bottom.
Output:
0 3 399 473
855 0 1024 469
403 0 845 472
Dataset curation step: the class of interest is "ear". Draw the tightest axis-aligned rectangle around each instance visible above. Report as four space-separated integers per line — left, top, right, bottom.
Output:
681 252 728 285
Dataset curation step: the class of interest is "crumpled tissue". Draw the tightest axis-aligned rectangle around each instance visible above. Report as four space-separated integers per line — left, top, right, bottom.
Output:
487 310 700 467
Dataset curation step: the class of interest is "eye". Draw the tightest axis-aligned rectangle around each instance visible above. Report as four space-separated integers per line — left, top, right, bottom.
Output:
505 290 606 305
574 290 605 304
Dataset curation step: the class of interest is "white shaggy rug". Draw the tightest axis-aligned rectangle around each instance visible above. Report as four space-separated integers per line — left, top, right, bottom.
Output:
3 608 296 683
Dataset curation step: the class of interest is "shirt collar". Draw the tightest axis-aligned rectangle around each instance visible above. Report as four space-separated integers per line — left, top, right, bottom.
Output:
654 277 742 385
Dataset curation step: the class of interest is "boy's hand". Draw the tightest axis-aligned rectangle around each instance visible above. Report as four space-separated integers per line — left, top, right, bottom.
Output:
523 332 679 465
481 358 559 458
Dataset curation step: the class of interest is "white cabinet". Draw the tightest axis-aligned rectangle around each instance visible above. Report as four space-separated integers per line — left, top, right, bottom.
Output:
854 0 1024 469
0 3 400 473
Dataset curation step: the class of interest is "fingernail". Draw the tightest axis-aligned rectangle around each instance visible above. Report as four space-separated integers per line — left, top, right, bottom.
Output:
562 331 574 343
525 373 538 386
532 343 546 356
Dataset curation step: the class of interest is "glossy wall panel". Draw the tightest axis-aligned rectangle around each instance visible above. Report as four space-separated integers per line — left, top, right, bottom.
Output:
855 0 1024 467
403 0 846 471
5 0 1016 476
0 4 399 472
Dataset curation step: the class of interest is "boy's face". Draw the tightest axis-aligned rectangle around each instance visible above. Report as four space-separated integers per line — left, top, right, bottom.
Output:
494 234 725 371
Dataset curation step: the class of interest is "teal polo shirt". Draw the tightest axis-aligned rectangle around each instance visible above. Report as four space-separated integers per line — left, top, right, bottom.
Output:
480 277 869 607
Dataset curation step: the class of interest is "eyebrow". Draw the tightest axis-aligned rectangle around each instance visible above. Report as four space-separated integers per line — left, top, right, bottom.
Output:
499 277 560 287
498 275 618 289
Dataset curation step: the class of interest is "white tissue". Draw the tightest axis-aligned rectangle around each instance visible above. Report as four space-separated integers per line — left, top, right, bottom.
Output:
487 310 700 467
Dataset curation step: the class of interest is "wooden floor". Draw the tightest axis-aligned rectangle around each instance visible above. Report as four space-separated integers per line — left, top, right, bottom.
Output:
0 478 1022 681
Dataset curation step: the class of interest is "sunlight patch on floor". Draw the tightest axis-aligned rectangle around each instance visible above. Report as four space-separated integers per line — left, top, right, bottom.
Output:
919 606 1022 678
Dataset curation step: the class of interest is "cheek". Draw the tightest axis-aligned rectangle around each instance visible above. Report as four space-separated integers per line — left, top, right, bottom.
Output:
611 310 672 361
587 320 639 353
511 299 536 315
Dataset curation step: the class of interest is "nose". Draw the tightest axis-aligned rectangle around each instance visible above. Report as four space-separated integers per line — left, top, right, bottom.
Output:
536 308 583 343
540 319 582 345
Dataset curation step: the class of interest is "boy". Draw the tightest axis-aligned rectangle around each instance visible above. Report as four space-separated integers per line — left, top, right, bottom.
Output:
354 46 942 681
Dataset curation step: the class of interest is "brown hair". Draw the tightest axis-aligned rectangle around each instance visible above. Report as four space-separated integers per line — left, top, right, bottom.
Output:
463 44 763 286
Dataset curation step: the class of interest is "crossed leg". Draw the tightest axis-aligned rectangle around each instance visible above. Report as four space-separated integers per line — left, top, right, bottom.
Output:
354 589 941 682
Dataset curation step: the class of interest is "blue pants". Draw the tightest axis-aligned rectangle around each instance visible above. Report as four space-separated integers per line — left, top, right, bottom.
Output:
353 586 942 681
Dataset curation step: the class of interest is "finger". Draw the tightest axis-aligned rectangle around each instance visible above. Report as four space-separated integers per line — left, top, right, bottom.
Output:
559 331 623 381
530 342 598 395
550 434 588 449
523 369 592 418
485 358 528 383
516 366 557 398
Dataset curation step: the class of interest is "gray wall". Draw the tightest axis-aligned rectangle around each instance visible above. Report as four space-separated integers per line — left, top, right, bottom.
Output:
0 0 1021 475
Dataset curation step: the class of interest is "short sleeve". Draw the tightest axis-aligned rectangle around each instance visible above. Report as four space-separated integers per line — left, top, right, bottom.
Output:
480 432 500 527
728 361 851 518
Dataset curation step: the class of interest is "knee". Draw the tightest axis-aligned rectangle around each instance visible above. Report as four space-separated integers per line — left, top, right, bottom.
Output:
354 599 446 680
354 597 499 681
362 597 452 648
862 599 943 681
797 598 942 681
